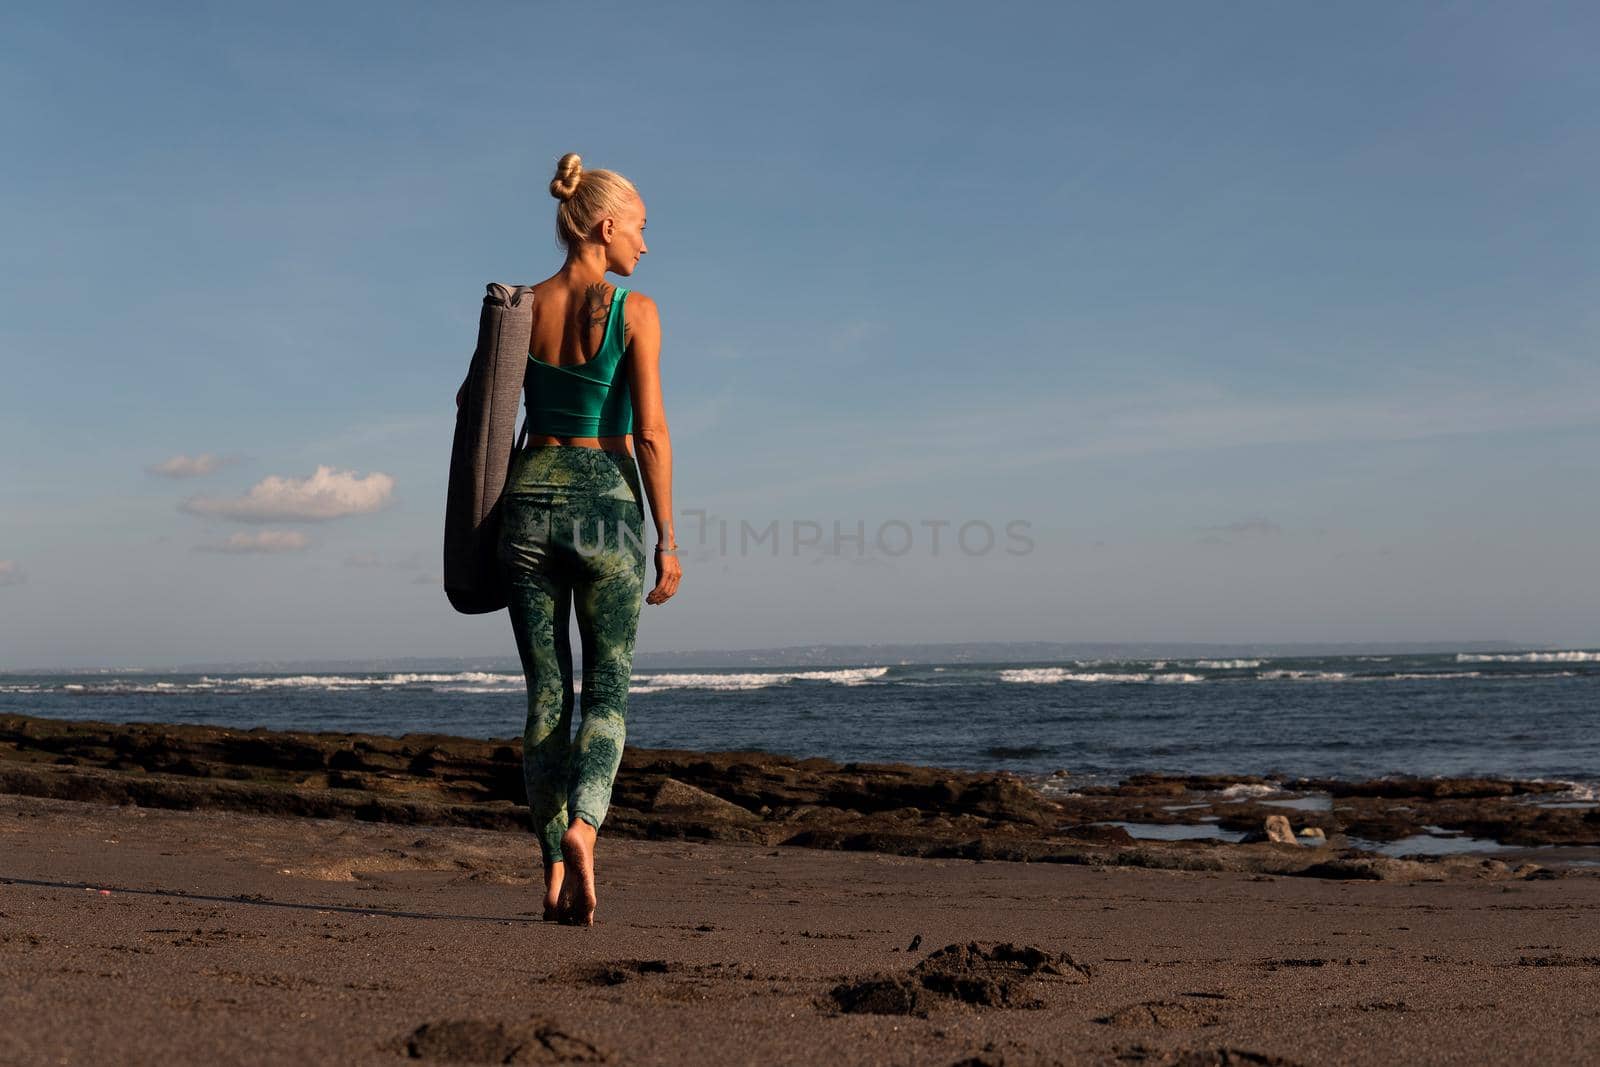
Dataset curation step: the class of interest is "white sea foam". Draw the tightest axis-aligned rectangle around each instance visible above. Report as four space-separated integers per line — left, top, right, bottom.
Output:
400 668 893 695
435 679 673 695
1003 669 1130 683
625 667 889 691
1258 669 1349 681
46 671 526 695
1063 672 1153 683
21 668 889 697
50 681 217 696
201 672 524 689
1384 671 1484 681
1456 650 1600 663
1000 669 1204 684
1192 659 1262 669
1531 781 1600 803
1218 782 1279 800
1029 779 1087 798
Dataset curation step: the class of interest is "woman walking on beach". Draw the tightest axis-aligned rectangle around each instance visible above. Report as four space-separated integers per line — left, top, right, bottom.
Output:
497 153 680 926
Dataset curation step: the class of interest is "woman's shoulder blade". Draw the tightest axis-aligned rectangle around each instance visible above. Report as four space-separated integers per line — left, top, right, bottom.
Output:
623 289 658 319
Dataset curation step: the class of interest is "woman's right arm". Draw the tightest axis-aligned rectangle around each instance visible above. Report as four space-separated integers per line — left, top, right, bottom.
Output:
626 293 681 605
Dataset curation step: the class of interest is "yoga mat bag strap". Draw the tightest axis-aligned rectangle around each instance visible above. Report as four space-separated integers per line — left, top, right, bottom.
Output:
443 281 536 614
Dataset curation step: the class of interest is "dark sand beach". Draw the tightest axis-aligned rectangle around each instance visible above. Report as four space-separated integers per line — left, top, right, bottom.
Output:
3 714 1599 1065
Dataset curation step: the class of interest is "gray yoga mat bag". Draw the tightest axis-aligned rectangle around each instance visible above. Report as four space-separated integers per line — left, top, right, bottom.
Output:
443 282 536 614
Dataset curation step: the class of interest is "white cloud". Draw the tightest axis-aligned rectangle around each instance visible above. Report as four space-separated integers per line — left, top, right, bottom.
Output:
0 560 24 586
195 531 311 554
148 453 234 478
181 466 395 523
343 552 383 568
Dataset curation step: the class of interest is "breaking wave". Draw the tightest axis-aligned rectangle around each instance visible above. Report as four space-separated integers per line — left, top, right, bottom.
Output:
204 672 524 690
1000 669 1205 684
626 667 890 692
1258 670 1349 681
1457 650 1600 664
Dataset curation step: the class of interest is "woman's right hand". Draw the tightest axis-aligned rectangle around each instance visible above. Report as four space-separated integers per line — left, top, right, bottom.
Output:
646 547 681 605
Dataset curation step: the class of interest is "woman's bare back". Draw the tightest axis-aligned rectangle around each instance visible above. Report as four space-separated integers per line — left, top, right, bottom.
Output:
524 278 633 455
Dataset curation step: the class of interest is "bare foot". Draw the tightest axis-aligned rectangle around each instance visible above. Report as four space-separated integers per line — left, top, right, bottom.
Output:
542 860 564 922
557 819 598 926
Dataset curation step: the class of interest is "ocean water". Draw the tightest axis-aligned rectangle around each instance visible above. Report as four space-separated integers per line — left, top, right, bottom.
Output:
3 650 1598 793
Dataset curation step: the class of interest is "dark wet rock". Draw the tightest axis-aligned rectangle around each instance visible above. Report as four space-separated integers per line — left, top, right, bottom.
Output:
1078 779 1188 798
1077 773 1278 797
1059 823 1137 845
398 1017 605 1062
1296 857 1440 882
3 714 1594 877
219 734 327 773
830 941 1090 1016
1299 775 1569 800
651 778 761 822
1422 807 1600 848
1318 804 1417 842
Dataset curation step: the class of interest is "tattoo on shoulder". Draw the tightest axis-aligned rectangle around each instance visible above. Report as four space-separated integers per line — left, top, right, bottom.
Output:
581 283 611 329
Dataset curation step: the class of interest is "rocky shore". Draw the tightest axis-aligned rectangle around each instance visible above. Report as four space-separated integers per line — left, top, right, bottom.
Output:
4 714 1596 882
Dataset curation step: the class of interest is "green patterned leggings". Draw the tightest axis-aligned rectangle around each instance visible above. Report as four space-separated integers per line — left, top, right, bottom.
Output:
497 445 646 866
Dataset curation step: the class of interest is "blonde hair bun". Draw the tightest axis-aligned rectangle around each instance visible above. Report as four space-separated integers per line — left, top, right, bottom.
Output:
550 152 583 202
548 152 641 252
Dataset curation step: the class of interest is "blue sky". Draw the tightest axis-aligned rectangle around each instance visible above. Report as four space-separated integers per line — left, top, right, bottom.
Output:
3 1 1597 667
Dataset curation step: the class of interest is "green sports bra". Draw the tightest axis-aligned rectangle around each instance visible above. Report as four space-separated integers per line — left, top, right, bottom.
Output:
523 286 633 437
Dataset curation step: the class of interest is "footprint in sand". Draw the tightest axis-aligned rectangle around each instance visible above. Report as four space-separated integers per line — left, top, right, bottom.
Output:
829 941 1092 1016
396 1018 604 1063
1095 999 1223 1028
550 959 675 986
